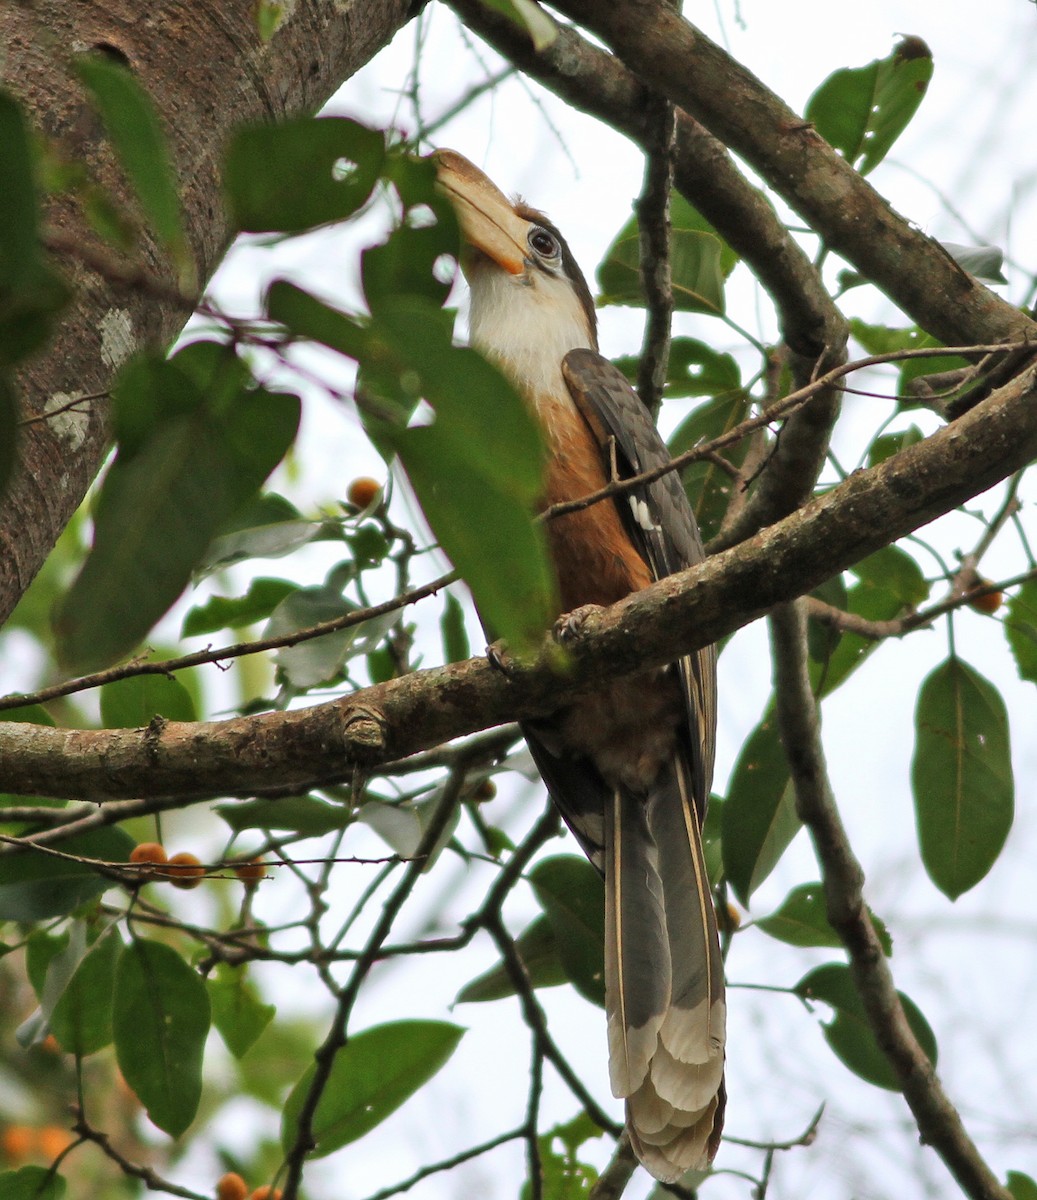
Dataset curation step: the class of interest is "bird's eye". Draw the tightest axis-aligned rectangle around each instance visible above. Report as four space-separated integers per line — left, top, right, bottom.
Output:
528 227 560 259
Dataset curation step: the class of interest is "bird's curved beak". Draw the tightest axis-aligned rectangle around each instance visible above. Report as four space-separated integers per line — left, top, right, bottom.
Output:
433 149 528 276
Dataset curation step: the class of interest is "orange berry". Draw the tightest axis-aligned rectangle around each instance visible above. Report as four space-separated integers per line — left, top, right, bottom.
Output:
725 902 743 930
162 851 206 888
129 842 168 876
39 1034 62 1055
968 585 1003 614
233 857 268 884
216 1172 249 1200
35 1126 72 1159
1 1125 35 1162
471 778 497 801
250 1188 282 1200
346 476 382 509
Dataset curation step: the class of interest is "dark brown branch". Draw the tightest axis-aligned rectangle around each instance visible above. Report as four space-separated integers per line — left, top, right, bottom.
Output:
769 600 1010 1200
551 0 1036 351
3 358 1036 804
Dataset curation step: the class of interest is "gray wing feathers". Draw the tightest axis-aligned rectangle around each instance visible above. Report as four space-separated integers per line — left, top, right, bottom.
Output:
563 347 725 1181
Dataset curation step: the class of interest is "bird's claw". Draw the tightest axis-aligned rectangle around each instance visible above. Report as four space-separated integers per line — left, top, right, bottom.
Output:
486 640 516 676
554 604 602 644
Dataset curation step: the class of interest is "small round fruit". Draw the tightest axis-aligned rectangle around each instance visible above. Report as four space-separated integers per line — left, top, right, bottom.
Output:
35 1126 72 1159
129 842 168 876
347 476 382 509
163 851 206 889
968 584 1003 614
1 1125 35 1163
250 1187 283 1200
216 1172 249 1200
471 778 497 802
233 857 268 885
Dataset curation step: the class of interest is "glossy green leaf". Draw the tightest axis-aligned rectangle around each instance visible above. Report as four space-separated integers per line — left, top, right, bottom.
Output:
0 92 69 366
49 929 124 1056
100 673 196 727
281 1020 464 1156
479 0 557 49
76 56 191 284
757 883 891 955
225 117 384 233
805 37 933 175
440 591 471 664
0 1167 66 1200
55 345 300 670
1005 577 1037 684
0 827 135 921
208 965 276 1059
796 962 937 1089
113 939 210 1136
182 578 298 636
529 855 605 1007
457 916 569 1003
722 711 801 904
522 1123 598 1200
668 389 752 544
598 194 738 315
912 657 1013 898
217 794 348 836
362 220 457 313
867 424 924 468
26 929 71 999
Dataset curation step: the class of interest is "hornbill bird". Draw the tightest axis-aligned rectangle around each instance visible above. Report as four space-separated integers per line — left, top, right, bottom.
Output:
434 150 725 1182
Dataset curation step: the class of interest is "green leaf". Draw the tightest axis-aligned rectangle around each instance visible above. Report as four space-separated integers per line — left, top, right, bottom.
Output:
208 965 275 1059
55 345 300 671
522 1121 599 1199
940 242 1008 285
796 962 937 1089
26 929 70 999
0 827 135 921
113 939 210 1137
597 194 738 315
281 1020 464 1157
0 93 70 366
668 389 752 544
49 929 124 1056
217 794 348 836
479 0 557 49
440 591 471 664
76 56 192 286
1007 1171 1037 1200
867 424 924 468
100 673 196 727
225 117 384 233
182 578 298 636
722 712 801 904
912 657 1013 899
815 546 928 697
0 1167 66 1200
362 219 457 313
529 855 606 1007
756 883 892 955
849 319 968 396
805 37 933 175
457 916 569 1003
1005 577 1037 684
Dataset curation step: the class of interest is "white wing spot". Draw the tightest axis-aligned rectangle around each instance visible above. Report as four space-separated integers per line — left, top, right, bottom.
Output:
629 496 660 532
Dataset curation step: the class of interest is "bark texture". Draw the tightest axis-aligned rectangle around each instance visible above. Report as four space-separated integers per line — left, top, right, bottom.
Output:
0 0 421 625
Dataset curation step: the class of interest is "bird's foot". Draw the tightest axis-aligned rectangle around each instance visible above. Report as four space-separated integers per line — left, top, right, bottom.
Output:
553 604 603 644
485 639 516 676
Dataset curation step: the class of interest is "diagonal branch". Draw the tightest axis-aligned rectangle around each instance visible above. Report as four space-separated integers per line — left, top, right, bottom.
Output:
768 599 1011 1200
2 357 1036 805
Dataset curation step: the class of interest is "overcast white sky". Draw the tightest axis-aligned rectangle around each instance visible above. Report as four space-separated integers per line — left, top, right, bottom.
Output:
144 3 1037 1197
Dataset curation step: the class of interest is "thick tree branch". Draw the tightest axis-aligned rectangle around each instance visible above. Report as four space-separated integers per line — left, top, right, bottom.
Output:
769 600 1011 1200
3 359 1036 804
549 0 1036 349
0 0 424 626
